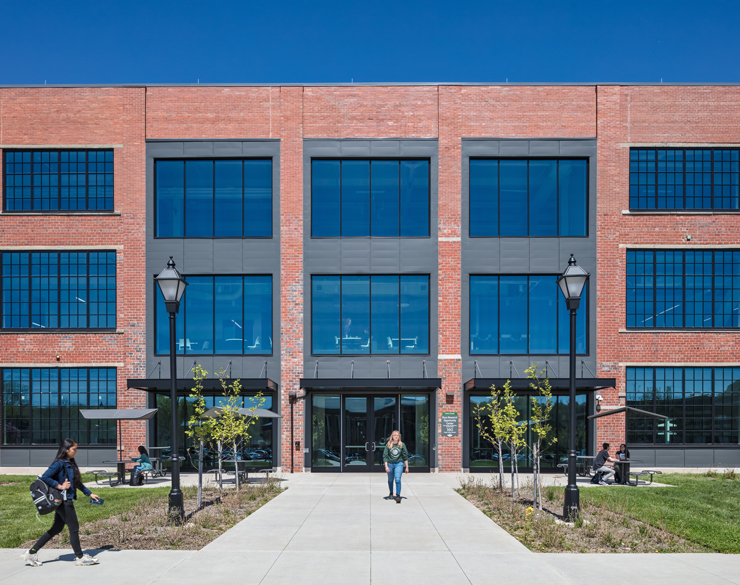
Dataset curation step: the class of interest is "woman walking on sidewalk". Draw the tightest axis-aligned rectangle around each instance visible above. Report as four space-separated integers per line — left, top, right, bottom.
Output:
383 430 409 503
21 438 101 567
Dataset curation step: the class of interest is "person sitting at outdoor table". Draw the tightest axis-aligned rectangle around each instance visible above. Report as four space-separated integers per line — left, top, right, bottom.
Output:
613 443 630 483
131 446 153 474
592 442 619 485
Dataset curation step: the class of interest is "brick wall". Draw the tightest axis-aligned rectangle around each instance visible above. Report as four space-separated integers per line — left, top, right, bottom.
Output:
3 83 736 469
596 85 740 448
0 87 148 458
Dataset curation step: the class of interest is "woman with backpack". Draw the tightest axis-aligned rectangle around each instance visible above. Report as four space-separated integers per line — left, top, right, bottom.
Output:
21 438 101 567
130 445 153 485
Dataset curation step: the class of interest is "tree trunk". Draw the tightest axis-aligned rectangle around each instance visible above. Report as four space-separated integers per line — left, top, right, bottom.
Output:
217 441 223 495
198 440 204 508
233 441 240 492
532 444 538 509
497 440 505 491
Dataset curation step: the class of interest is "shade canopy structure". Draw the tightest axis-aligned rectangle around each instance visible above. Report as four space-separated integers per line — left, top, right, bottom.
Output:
587 406 669 420
202 406 281 419
79 408 158 461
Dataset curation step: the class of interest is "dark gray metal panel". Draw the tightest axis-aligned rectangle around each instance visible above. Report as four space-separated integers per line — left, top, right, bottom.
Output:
529 141 561 156
340 141 372 157
461 138 598 390
183 240 215 273
656 449 685 467
147 142 185 157
529 239 560 272
370 141 402 157
145 141 281 395
629 449 656 467
213 240 243 273
500 238 530 271
498 141 529 156
183 142 214 157
714 449 740 467
86 450 117 466
30 449 58 467
303 139 439 378
213 142 243 156
0 449 31 467
685 449 714 467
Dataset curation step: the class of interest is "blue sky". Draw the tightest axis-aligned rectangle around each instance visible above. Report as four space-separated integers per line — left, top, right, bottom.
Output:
1 0 739 84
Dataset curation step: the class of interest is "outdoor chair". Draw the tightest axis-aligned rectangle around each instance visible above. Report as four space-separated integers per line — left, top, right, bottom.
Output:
628 469 663 486
91 469 117 486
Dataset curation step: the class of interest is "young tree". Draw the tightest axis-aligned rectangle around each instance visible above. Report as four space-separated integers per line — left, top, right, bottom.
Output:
525 364 556 510
473 382 508 491
184 365 213 508
501 382 526 500
210 372 265 492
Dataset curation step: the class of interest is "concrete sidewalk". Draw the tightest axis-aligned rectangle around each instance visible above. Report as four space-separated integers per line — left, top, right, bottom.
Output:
2 472 739 585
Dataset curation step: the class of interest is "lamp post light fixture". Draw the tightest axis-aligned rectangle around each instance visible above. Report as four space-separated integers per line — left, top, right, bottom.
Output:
557 254 589 521
155 257 188 522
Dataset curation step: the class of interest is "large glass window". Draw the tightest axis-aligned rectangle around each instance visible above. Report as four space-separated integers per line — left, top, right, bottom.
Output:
4 150 114 211
155 394 274 468
470 159 587 237
630 148 739 210
626 249 740 328
2 368 116 445
156 275 272 355
312 275 430 355
470 393 587 469
311 159 430 237
1 251 116 330
626 367 740 445
470 275 587 354
155 159 272 238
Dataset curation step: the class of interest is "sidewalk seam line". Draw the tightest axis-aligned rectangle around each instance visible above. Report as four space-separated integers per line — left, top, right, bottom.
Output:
256 475 336 585
146 551 199 585
667 553 737 584
416 490 474 585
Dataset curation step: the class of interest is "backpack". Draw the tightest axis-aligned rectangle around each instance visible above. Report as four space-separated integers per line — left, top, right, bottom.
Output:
30 478 63 515
129 468 143 486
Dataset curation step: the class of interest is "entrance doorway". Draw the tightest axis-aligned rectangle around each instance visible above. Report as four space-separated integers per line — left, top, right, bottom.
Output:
311 393 431 472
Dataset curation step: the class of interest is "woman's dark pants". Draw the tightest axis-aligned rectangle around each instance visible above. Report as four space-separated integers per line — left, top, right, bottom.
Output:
33 500 82 557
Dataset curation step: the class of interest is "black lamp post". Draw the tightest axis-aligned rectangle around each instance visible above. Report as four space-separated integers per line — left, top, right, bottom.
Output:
557 254 589 521
155 257 188 522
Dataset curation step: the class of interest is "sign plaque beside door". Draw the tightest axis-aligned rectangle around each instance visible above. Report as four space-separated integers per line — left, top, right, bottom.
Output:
440 412 458 437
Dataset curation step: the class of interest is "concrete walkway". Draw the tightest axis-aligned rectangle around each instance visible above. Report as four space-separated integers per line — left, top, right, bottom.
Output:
2 472 739 585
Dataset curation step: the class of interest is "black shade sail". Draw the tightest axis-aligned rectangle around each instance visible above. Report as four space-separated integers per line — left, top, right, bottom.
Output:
127 378 278 395
464 377 616 394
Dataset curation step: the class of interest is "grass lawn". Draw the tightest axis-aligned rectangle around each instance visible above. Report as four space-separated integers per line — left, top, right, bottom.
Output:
0 474 172 549
579 473 740 553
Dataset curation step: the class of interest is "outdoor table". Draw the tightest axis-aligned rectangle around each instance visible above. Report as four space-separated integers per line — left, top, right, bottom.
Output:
614 460 640 485
147 447 170 477
222 459 254 483
102 460 128 485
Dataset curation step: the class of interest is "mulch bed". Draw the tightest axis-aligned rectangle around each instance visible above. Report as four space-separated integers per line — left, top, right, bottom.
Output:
21 482 281 551
458 477 708 553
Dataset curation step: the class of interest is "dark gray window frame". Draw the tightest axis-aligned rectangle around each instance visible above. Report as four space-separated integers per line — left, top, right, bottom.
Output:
3 149 115 213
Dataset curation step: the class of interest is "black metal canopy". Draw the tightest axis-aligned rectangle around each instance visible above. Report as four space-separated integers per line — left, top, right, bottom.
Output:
127 378 278 395
300 378 442 391
464 377 616 394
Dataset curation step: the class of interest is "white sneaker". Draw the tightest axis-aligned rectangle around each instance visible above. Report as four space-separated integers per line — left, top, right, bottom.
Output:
20 550 42 567
74 554 99 566
599 480 608 486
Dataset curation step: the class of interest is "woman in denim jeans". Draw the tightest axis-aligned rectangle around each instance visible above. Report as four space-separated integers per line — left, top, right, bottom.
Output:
383 430 409 503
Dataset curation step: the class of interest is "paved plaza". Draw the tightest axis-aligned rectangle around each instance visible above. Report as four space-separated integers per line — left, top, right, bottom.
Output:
1 472 739 584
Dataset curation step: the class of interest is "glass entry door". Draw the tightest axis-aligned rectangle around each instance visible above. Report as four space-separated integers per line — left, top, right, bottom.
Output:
311 393 430 472
343 395 397 471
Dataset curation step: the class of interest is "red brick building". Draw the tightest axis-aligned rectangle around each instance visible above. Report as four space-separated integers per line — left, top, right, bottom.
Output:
1 84 738 473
